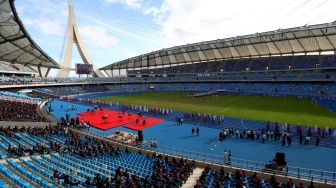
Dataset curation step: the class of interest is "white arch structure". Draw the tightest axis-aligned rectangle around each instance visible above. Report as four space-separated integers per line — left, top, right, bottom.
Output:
58 1 104 78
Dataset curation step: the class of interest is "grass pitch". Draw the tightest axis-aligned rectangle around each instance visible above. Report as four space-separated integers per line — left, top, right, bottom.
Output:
98 92 336 127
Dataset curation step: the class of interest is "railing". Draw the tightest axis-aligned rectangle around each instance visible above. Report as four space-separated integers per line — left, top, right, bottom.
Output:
38 100 57 123
84 128 336 185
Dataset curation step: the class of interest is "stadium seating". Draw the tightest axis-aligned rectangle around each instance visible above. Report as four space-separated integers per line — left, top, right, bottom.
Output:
0 125 192 187
317 98 336 112
0 94 44 122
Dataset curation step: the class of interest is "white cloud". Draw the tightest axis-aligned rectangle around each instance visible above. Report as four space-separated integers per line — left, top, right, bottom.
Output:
103 0 143 9
143 4 168 23
18 0 68 36
22 18 64 36
146 0 336 47
78 25 119 49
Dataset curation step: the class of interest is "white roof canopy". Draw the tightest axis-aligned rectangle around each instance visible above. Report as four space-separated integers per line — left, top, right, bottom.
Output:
0 0 59 68
101 22 336 70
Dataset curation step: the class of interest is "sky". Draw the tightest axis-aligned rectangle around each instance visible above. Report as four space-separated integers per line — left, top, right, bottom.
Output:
15 0 336 74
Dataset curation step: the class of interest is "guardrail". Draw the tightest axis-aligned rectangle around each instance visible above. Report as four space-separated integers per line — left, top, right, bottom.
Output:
38 100 57 123
84 128 336 185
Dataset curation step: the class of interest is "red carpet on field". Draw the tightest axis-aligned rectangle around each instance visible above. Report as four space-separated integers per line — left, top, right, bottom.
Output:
123 117 164 131
78 109 147 130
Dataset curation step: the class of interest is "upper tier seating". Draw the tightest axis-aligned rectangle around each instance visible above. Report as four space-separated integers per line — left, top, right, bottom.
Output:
0 61 36 73
128 55 336 75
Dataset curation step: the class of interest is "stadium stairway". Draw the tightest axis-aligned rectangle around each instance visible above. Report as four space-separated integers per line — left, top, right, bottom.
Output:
182 167 204 188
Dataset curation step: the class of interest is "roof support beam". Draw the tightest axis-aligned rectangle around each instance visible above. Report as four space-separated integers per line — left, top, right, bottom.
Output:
44 67 51 77
0 35 25 45
10 50 29 64
37 65 42 77
103 69 110 77
0 47 22 59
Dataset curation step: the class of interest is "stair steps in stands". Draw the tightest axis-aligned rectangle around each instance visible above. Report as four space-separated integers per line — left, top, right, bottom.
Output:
182 167 204 188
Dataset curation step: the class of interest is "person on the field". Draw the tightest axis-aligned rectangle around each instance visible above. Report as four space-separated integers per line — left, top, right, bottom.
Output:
282 135 286 146
316 135 320 146
299 134 303 144
223 150 228 164
287 133 291 146
304 135 310 145
196 127 200 136
192 127 195 136
262 133 266 143
228 150 232 164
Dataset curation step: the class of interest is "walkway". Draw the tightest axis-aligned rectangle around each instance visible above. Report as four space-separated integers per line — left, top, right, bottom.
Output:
182 167 204 188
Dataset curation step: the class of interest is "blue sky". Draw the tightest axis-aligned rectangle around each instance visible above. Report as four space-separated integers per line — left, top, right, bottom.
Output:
15 0 336 72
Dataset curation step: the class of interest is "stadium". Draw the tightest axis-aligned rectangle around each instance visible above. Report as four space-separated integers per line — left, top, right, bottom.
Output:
0 0 336 187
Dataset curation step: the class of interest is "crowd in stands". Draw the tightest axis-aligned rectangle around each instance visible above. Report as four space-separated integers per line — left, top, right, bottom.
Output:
0 76 37 86
36 85 110 96
153 83 336 97
0 94 44 122
151 156 195 187
0 61 36 74
0 91 42 101
1 126 51 157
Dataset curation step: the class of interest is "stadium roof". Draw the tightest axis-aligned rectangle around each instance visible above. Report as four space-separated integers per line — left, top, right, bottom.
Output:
101 22 336 70
0 0 59 68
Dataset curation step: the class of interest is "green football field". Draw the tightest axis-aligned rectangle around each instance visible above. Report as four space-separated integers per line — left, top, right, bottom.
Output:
98 92 336 127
